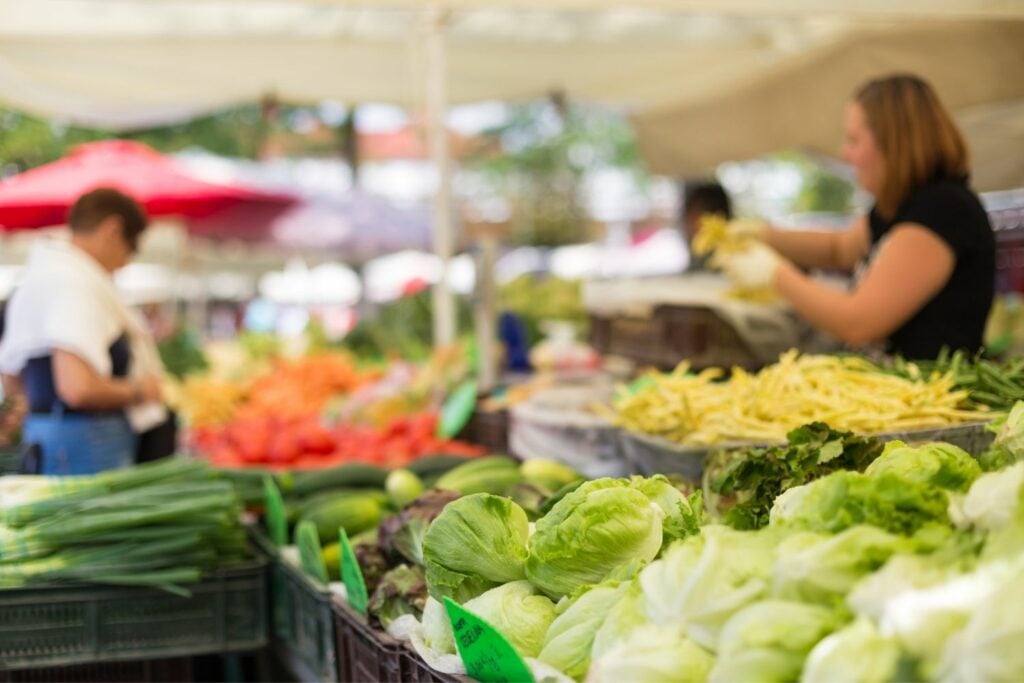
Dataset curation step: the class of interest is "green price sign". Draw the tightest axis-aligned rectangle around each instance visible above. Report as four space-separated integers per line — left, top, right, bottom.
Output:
438 379 478 439
262 475 287 547
444 597 534 683
339 528 369 615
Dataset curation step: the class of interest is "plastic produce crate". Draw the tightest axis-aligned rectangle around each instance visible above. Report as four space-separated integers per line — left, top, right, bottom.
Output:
458 408 510 454
590 304 764 372
620 420 996 483
0 448 20 475
0 561 266 671
250 528 339 683
332 598 405 683
0 657 193 682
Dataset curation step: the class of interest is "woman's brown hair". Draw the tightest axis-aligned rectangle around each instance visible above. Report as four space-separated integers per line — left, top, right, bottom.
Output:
855 74 969 220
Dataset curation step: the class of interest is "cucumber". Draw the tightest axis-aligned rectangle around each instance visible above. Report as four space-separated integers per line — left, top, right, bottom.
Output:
406 454 474 478
290 488 389 523
434 455 522 495
299 493 385 543
286 463 389 497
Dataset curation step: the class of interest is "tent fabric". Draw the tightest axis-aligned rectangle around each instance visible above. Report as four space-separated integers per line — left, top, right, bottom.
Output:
631 20 1024 190
187 191 431 259
0 2 1023 187
0 140 295 230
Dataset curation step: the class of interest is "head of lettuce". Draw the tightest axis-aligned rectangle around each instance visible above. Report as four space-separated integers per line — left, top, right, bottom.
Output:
422 493 530 603
525 478 674 599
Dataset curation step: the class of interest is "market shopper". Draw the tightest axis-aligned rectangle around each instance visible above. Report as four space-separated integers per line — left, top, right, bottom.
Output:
0 188 166 474
718 73 995 360
682 181 733 272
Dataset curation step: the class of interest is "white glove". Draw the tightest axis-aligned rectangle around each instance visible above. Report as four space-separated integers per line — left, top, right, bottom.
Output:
719 242 781 291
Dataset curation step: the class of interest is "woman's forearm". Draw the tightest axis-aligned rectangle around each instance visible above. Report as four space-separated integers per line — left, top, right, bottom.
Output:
774 262 879 346
765 229 844 271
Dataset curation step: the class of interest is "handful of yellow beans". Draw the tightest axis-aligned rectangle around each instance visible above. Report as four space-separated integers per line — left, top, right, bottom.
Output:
606 351 991 445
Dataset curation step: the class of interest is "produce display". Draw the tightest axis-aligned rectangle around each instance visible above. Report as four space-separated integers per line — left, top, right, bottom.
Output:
273 455 586 631
0 458 248 595
382 404 1024 683
607 351 990 445
194 411 485 470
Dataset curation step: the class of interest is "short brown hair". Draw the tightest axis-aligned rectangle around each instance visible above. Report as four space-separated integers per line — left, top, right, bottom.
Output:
68 187 148 248
855 74 969 220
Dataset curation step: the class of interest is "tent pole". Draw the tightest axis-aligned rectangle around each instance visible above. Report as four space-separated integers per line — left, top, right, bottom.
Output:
425 5 455 347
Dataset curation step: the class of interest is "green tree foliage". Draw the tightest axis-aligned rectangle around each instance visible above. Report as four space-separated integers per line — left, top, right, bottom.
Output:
469 98 646 247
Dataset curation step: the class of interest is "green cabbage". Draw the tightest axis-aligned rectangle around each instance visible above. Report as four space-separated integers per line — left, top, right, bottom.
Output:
773 525 920 604
526 479 663 599
588 624 715 683
769 470 950 535
801 618 900 683
865 441 981 491
709 600 840 683
640 525 778 650
462 580 556 659
422 493 529 602
538 579 632 680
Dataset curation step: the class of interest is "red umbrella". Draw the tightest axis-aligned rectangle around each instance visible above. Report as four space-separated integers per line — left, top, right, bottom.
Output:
0 140 295 231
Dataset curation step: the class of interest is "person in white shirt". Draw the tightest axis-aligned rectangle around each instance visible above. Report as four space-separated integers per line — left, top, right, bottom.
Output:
0 188 164 474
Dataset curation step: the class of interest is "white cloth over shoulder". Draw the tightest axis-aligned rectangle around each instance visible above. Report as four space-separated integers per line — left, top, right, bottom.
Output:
0 239 167 431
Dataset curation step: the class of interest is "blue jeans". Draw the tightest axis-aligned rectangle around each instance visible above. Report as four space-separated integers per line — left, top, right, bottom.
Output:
23 411 135 475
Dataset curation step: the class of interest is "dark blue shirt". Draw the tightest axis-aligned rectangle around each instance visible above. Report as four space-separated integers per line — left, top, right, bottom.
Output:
23 333 132 414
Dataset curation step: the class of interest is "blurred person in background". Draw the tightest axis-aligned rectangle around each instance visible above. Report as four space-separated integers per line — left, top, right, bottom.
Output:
681 181 733 272
718 73 994 360
0 188 168 474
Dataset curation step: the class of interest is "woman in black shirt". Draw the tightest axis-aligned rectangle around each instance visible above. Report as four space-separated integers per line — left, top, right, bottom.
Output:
719 74 995 360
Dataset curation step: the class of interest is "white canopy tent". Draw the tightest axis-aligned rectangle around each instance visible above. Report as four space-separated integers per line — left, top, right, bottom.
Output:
2 0 1024 344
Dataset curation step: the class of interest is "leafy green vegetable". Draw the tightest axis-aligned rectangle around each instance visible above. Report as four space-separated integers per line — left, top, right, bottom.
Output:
709 600 840 683
368 564 428 628
864 441 980 491
801 618 901 683
589 579 648 662
422 494 529 602
525 479 663 599
978 401 1024 471
420 596 456 655
954 462 1024 532
640 525 779 650
538 578 632 680
935 563 1024 683
707 423 883 530
773 525 923 604
378 489 460 566
769 471 951 536
463 580 557 659
588 624 715 683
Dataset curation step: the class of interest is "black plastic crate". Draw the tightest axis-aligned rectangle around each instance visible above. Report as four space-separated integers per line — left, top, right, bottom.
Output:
0 448 20 475
0 656 193 682
250 528 338 683
0 561 266 671
458 408 510 454
332 599 404 683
